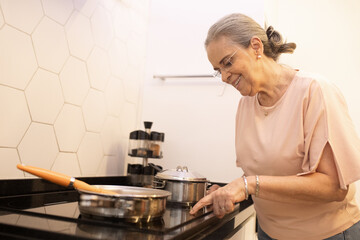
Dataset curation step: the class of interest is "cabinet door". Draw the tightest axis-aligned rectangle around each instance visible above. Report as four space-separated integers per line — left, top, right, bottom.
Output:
224 205 256 240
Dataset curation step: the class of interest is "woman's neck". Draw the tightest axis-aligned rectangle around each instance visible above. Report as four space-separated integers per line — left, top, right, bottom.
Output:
257 64 296 107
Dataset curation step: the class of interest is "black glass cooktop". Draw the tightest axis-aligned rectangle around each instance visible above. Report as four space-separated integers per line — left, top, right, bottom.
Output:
0 177 251 240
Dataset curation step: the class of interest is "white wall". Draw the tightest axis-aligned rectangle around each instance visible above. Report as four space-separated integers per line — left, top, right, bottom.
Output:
142 0 264 183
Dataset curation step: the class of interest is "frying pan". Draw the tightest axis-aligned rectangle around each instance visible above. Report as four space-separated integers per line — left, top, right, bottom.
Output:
17 164 171 222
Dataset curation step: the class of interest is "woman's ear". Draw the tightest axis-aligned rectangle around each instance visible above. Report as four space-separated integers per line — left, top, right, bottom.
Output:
250 36 263 54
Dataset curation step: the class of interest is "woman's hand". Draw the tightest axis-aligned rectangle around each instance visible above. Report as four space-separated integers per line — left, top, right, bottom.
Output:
190 177 246 218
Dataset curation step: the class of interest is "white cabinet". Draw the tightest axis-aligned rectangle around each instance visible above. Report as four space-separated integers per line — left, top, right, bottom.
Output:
225 205 256 240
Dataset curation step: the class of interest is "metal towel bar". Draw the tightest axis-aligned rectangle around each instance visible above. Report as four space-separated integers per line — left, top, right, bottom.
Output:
153 75 213 80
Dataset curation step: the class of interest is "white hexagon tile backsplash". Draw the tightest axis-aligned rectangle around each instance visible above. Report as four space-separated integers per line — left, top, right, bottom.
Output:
0 0 150 179
73 0 99 18
0 8 4 28
0 85 31 147
112 3 131 43
0 0 43 34
32 17 70 73
0 25 37 90
91 5 114 50
18 122 59 171
25 69 64 124
41 0 74 25
60 56 90 106
65 11 94 60
82 89 107 132
105 76 124 117
87 47 111 91
54 104 86 152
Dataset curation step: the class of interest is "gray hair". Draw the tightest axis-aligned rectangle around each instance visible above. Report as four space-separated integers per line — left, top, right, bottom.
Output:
205 13 296 61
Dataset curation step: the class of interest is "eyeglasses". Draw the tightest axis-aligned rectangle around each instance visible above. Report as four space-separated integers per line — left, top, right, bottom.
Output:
212 49 239 79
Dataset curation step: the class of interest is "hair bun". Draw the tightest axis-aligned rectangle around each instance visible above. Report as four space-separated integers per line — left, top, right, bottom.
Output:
266 26 275 39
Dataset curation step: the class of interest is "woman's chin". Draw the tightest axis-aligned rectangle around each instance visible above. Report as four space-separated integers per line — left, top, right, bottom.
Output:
237 86 253 97
238 88 247 96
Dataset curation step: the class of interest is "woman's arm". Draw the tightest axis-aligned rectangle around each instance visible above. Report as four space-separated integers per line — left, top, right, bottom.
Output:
190 143 348 218
248 143 348 203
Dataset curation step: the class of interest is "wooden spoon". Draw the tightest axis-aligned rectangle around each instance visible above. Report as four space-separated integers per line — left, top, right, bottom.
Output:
17 164 119 195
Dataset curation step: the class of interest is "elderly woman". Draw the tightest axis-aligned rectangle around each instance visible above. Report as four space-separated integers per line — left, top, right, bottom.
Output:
190 13 360 240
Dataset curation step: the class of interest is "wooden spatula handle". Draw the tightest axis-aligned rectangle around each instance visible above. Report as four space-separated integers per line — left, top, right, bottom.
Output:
16 164 118 195
17 164 72 187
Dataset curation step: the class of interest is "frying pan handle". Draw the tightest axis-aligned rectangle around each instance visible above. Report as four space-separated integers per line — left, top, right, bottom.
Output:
16 164 118 195
17 164 72 187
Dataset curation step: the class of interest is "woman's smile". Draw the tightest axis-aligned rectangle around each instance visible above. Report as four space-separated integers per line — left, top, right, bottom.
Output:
233 75 242 88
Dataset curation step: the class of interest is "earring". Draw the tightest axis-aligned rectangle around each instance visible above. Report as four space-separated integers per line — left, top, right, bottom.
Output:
257 54 261 59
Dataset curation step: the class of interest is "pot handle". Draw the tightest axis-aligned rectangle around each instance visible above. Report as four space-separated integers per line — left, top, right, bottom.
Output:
176 166 188 172
148 162 163 172
152 178 166 189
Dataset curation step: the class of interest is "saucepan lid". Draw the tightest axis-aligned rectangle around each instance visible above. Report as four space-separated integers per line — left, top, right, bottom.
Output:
155 166 208 182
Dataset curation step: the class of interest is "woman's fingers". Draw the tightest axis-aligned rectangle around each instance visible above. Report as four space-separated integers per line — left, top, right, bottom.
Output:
212 188 235 217
224 198 235 212
189 194 213 215
190 187 237 219
213 198 228 219
191 178 244 218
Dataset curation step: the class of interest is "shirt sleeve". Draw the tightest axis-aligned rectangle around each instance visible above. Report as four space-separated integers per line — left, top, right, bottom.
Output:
297 78 360 190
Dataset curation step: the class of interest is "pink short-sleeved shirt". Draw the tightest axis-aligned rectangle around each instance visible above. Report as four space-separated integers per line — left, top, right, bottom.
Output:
235 71 360 239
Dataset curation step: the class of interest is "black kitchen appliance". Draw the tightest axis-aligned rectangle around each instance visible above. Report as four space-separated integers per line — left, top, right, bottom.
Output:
0 176 253 240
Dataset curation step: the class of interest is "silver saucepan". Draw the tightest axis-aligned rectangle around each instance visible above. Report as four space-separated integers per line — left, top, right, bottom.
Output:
17 164 171 222
153 166 208 205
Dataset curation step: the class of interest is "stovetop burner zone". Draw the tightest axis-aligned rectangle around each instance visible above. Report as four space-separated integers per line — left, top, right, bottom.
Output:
0 190 212 235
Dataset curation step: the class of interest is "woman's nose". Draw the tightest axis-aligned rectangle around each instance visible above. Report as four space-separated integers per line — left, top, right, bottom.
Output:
221 71 231 83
